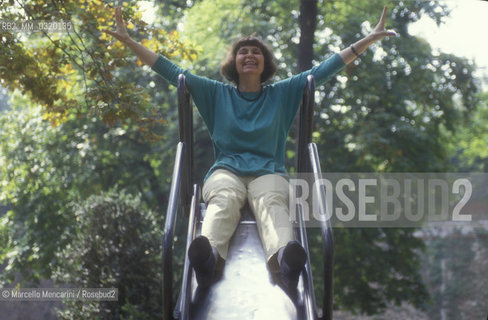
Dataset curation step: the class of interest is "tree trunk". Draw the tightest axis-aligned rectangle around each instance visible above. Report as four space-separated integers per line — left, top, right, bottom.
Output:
298 0 318 72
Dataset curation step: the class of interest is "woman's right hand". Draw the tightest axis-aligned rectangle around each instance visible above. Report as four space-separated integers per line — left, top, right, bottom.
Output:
103 6 131 44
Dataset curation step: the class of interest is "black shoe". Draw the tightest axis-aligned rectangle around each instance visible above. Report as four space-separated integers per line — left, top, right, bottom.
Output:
279 240 306 294
188 236 217 288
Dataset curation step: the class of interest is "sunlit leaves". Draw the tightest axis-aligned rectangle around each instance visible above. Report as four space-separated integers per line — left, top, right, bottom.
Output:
0 0 197 134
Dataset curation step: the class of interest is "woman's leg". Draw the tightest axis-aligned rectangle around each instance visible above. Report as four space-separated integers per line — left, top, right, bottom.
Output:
248 174 306 296
201 169 247 259
247 174 294 264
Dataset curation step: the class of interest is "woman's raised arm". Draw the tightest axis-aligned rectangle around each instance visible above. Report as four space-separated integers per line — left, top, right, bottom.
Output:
339 6 397 65
103 6 158 67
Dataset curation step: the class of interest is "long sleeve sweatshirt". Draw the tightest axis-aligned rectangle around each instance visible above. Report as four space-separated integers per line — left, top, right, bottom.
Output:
151 53 345 180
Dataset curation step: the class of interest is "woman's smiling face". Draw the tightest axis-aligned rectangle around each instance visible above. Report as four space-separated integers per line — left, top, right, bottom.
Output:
235 46 265 78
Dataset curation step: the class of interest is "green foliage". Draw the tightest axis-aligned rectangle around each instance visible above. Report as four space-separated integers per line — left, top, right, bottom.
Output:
52 190 163 320
0 101 171 282
0 0 192 295
332 228 428 314
310 1 479 173
0 0 196 134
308 1 479 314
447 91 488 171
0 87 9 111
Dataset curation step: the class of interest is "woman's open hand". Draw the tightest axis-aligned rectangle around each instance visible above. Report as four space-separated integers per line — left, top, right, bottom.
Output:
368 6 397 43
103 7 131 44
338 6 397 64
102 6 158 66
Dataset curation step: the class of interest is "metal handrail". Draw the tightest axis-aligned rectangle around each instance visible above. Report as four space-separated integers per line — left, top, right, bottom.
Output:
165 74 334 320
162 142 184 320
295 75 315 173
309 142 334 320
162 75 195 320
178 184 201 320
294 75 319 320
178 74 194 215
297 202 318 319
295 75 335 320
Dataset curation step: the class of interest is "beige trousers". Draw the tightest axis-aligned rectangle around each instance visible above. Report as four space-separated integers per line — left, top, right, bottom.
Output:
202 169 294 262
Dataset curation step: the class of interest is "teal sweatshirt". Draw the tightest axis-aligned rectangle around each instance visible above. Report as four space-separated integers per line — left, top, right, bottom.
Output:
152 53 345 180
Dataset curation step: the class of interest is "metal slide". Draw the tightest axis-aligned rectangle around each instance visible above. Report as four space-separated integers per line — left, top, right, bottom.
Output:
162 75 334 320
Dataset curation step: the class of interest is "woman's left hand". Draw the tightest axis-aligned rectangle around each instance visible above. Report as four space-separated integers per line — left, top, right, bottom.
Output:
368 6 397 43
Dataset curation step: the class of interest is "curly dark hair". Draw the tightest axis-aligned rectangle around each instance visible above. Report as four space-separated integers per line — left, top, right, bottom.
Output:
220 36 277 84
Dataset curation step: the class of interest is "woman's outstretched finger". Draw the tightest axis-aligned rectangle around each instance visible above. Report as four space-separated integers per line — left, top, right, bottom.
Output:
377 6 387 29
381 6 387 22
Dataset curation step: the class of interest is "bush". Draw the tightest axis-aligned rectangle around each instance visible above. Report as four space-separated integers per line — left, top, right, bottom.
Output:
53 190 163 319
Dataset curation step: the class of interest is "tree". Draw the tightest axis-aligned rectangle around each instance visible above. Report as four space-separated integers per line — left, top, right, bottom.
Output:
420 228 488 320
0 0 195 285
53 190 163 320
308 0 479 314
447 91 488 172
298 0 317 72
0 100 165 282
0 0 196 132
